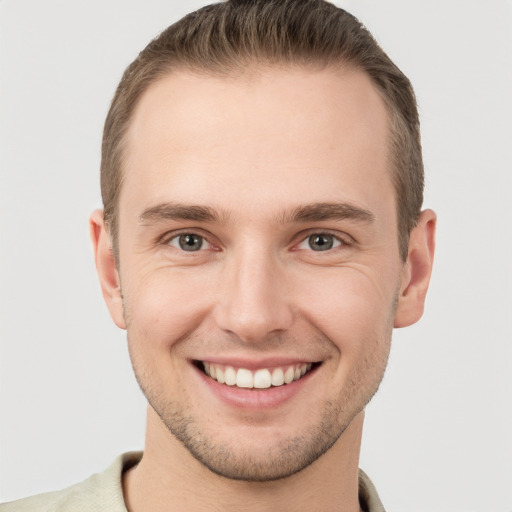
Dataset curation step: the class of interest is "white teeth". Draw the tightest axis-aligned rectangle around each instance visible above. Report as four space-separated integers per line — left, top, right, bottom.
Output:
284 366 295 384
225 366 237 386
271 367 284 386
236 368 253 388
216 367 225 384
202 362 315 389
254 369 272 389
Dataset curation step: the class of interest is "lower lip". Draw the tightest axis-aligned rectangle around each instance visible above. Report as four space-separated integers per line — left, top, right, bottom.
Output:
195 365 316 410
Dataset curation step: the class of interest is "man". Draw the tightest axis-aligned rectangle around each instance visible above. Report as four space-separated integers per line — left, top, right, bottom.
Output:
1 0 435 510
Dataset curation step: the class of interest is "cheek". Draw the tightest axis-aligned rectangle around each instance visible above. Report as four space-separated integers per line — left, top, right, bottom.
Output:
295 265 398 351
122 266 216 351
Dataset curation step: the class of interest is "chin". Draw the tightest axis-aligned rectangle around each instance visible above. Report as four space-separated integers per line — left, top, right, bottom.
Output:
148 391 365 482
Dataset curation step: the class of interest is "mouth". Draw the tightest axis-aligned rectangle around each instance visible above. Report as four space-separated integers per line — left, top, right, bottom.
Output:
195 360 320 389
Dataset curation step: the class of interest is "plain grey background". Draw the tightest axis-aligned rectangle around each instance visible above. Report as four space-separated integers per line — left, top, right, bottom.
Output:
1 1 511 510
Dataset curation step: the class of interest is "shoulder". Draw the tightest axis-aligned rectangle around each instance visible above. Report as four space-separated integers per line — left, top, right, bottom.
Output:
359 469 386 512
0 452 142 512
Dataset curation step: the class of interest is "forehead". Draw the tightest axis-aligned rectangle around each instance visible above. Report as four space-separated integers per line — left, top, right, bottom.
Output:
121 65 392 220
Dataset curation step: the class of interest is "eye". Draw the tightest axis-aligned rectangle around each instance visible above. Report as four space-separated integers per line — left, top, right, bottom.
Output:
297 233 343 252
168 233 209 252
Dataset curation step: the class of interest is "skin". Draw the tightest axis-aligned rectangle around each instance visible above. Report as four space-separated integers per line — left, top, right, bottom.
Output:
91 66 436 511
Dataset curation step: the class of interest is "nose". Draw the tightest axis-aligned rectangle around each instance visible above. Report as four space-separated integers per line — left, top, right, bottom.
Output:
213 247 294 344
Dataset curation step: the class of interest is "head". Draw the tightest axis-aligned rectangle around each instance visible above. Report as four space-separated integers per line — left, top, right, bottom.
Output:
92 0 435 482
101 0 423 264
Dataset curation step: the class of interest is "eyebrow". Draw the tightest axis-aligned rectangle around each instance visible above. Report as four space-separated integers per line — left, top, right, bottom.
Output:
286 202 375 224
139 203 224 224
138 201 375 226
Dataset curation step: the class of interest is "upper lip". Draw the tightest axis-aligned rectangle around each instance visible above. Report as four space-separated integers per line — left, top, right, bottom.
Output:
192 356 320 370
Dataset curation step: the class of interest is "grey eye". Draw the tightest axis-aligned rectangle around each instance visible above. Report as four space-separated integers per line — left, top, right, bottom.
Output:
176 233 204 251
308 234 335 251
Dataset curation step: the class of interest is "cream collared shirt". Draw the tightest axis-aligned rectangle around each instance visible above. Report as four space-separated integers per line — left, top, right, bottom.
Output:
0 452 385 511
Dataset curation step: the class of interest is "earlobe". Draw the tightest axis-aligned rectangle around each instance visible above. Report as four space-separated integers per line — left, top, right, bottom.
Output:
89 210 126 330
394 209 437 328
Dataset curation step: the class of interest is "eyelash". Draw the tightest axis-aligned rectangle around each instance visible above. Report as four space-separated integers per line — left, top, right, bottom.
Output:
160 230 217 252
294 230 352 252
159 229 352 253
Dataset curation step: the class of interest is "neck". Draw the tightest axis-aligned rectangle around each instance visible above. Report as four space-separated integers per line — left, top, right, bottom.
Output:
123 407 365 512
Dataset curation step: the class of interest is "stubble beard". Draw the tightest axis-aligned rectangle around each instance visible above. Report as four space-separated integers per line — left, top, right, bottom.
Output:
127 327 392 483
123 279 397 482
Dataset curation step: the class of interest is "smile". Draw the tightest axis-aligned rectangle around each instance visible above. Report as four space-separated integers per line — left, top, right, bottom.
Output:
200 361 315 389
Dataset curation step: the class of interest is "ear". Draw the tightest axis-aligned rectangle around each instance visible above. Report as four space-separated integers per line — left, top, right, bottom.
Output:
89 210 126 329
394 209 437 328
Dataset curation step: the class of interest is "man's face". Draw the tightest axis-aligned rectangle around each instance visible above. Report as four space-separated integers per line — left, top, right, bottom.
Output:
113 66 406 480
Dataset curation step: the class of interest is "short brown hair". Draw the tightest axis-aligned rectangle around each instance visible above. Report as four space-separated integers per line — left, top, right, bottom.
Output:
101 0 423 261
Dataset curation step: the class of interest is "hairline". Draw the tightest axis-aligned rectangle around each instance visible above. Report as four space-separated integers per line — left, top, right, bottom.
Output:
107 61 410 265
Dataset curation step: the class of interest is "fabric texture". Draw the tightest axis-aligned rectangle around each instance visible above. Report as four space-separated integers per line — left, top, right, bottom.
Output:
1 452 385 511
0 452 140 512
